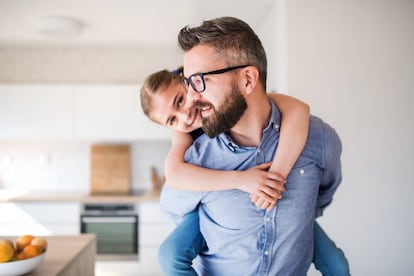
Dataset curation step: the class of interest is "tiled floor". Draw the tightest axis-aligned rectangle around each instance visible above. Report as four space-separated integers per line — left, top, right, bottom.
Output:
95 261 321 276
95 245 164 275
95 261 163 276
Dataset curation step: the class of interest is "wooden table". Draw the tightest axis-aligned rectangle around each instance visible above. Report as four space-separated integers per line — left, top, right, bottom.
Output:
4 234 96 276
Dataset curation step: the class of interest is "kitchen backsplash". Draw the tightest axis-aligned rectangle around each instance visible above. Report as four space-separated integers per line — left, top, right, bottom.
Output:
0 140 170 191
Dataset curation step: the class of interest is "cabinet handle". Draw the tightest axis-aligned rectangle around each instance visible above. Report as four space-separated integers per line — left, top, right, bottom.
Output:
81 217 137 223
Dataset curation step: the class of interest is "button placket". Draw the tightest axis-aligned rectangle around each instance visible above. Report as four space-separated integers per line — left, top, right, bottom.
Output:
259 208 275 274
256 147 264 164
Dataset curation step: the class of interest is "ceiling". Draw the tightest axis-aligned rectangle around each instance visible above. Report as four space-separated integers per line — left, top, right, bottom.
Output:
0 0 276 48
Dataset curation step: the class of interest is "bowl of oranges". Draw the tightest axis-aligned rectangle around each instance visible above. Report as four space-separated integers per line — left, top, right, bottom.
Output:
0 235 47 276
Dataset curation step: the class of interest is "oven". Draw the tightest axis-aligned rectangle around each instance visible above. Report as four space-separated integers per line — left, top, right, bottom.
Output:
80 203 138 260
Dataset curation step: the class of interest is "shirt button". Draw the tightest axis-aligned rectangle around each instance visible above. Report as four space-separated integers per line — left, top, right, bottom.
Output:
264 250 269 255
274 124 279 129
266 217 271 222
300 169 305 175
257 149 261 153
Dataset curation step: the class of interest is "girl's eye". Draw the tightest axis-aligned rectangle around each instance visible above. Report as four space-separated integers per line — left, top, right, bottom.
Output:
181 77 189 87
177 96 184 107
169 116 176 126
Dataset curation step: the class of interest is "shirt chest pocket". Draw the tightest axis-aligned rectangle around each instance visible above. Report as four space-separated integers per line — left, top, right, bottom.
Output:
201 190 264 230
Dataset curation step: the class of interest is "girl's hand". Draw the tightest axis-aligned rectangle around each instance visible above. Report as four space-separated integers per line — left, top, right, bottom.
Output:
250 193 279 211
237 162 286 208
249 170 286 211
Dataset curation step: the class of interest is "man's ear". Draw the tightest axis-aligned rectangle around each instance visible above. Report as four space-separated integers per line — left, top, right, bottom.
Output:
242 66 259 95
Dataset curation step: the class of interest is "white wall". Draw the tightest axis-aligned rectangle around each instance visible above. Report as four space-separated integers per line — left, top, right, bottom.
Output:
283 0 414 275
0 140 170 191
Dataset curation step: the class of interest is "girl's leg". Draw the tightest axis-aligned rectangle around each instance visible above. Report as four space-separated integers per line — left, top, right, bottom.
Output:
158 210 206 276
313 221 350 276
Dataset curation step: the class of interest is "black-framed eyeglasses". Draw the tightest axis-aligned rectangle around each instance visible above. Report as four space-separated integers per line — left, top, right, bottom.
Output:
181 64 251 93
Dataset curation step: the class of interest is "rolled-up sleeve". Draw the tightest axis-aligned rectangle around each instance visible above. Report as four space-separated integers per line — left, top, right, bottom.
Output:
159 183 205 224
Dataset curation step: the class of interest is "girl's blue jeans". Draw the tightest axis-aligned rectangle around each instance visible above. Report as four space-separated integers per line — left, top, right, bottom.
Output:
158 210 350 276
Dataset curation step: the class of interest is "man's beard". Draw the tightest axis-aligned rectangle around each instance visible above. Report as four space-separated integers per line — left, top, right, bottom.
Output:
198 85 247 138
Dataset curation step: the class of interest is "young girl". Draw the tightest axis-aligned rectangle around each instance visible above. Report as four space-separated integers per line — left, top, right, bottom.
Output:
140 68 349 276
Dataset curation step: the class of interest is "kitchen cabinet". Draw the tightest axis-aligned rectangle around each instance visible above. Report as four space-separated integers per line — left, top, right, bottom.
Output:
138 202 175 273
0 85 73 139
0 84 171 140
73 85 171 140
0 192 175 274
0 202 80 236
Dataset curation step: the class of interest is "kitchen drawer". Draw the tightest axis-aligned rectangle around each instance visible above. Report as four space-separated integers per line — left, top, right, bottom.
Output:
43 224 80 235
0 223 79 236
138 202 171 224
8 202 81 223
139 223 175 247
0 202 80 236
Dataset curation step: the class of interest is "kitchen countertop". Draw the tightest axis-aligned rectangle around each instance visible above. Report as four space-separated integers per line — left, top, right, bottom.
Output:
3 234 96 276
0 189 161 203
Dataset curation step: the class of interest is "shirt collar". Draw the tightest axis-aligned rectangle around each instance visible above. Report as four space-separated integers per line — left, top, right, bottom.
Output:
265 99 281 133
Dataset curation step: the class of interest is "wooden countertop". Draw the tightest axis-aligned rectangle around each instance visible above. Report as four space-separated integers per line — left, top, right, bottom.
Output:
2 234 96 276
0 189 161 203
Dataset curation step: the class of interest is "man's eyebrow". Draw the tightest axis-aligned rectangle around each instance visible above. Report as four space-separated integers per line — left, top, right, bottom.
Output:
164 94 178 126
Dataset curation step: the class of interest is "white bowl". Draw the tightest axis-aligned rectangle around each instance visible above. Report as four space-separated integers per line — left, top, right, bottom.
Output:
0 252 45 276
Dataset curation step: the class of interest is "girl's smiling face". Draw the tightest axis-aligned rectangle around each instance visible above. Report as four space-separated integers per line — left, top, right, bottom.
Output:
149 79 202 133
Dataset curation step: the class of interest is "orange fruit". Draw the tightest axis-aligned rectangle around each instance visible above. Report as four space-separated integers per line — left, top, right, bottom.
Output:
15 252 25 261
0 240 14 263
16 235 34 252
22 244 40 259
31 237 47 253
1 240 14 252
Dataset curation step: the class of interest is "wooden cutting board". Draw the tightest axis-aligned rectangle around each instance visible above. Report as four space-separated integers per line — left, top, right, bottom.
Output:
90 144 131 195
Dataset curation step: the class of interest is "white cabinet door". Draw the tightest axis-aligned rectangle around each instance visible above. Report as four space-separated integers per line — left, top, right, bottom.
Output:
138 202 175 247
73 85 171 140
0 202 80 236
138 202 175 272
0 85 73 139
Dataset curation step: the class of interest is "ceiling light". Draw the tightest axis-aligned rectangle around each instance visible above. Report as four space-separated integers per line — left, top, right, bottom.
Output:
38 16 83 37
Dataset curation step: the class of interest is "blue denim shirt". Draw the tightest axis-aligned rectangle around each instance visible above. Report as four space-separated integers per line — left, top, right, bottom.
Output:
160 101 342 275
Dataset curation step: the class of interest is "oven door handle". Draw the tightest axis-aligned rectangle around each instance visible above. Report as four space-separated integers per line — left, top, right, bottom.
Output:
81 216 137 223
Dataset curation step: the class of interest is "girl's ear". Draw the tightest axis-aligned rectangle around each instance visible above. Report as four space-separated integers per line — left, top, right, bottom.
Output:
242 66 259 95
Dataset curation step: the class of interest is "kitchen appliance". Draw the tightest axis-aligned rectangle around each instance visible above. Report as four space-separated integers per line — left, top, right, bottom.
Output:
90 144 131 195
80 203 138 260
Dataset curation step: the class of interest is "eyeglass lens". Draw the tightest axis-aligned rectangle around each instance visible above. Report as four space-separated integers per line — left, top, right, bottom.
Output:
189 74 204 92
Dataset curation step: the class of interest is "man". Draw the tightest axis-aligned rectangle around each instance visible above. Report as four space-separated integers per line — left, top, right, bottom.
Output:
160 17 343 275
